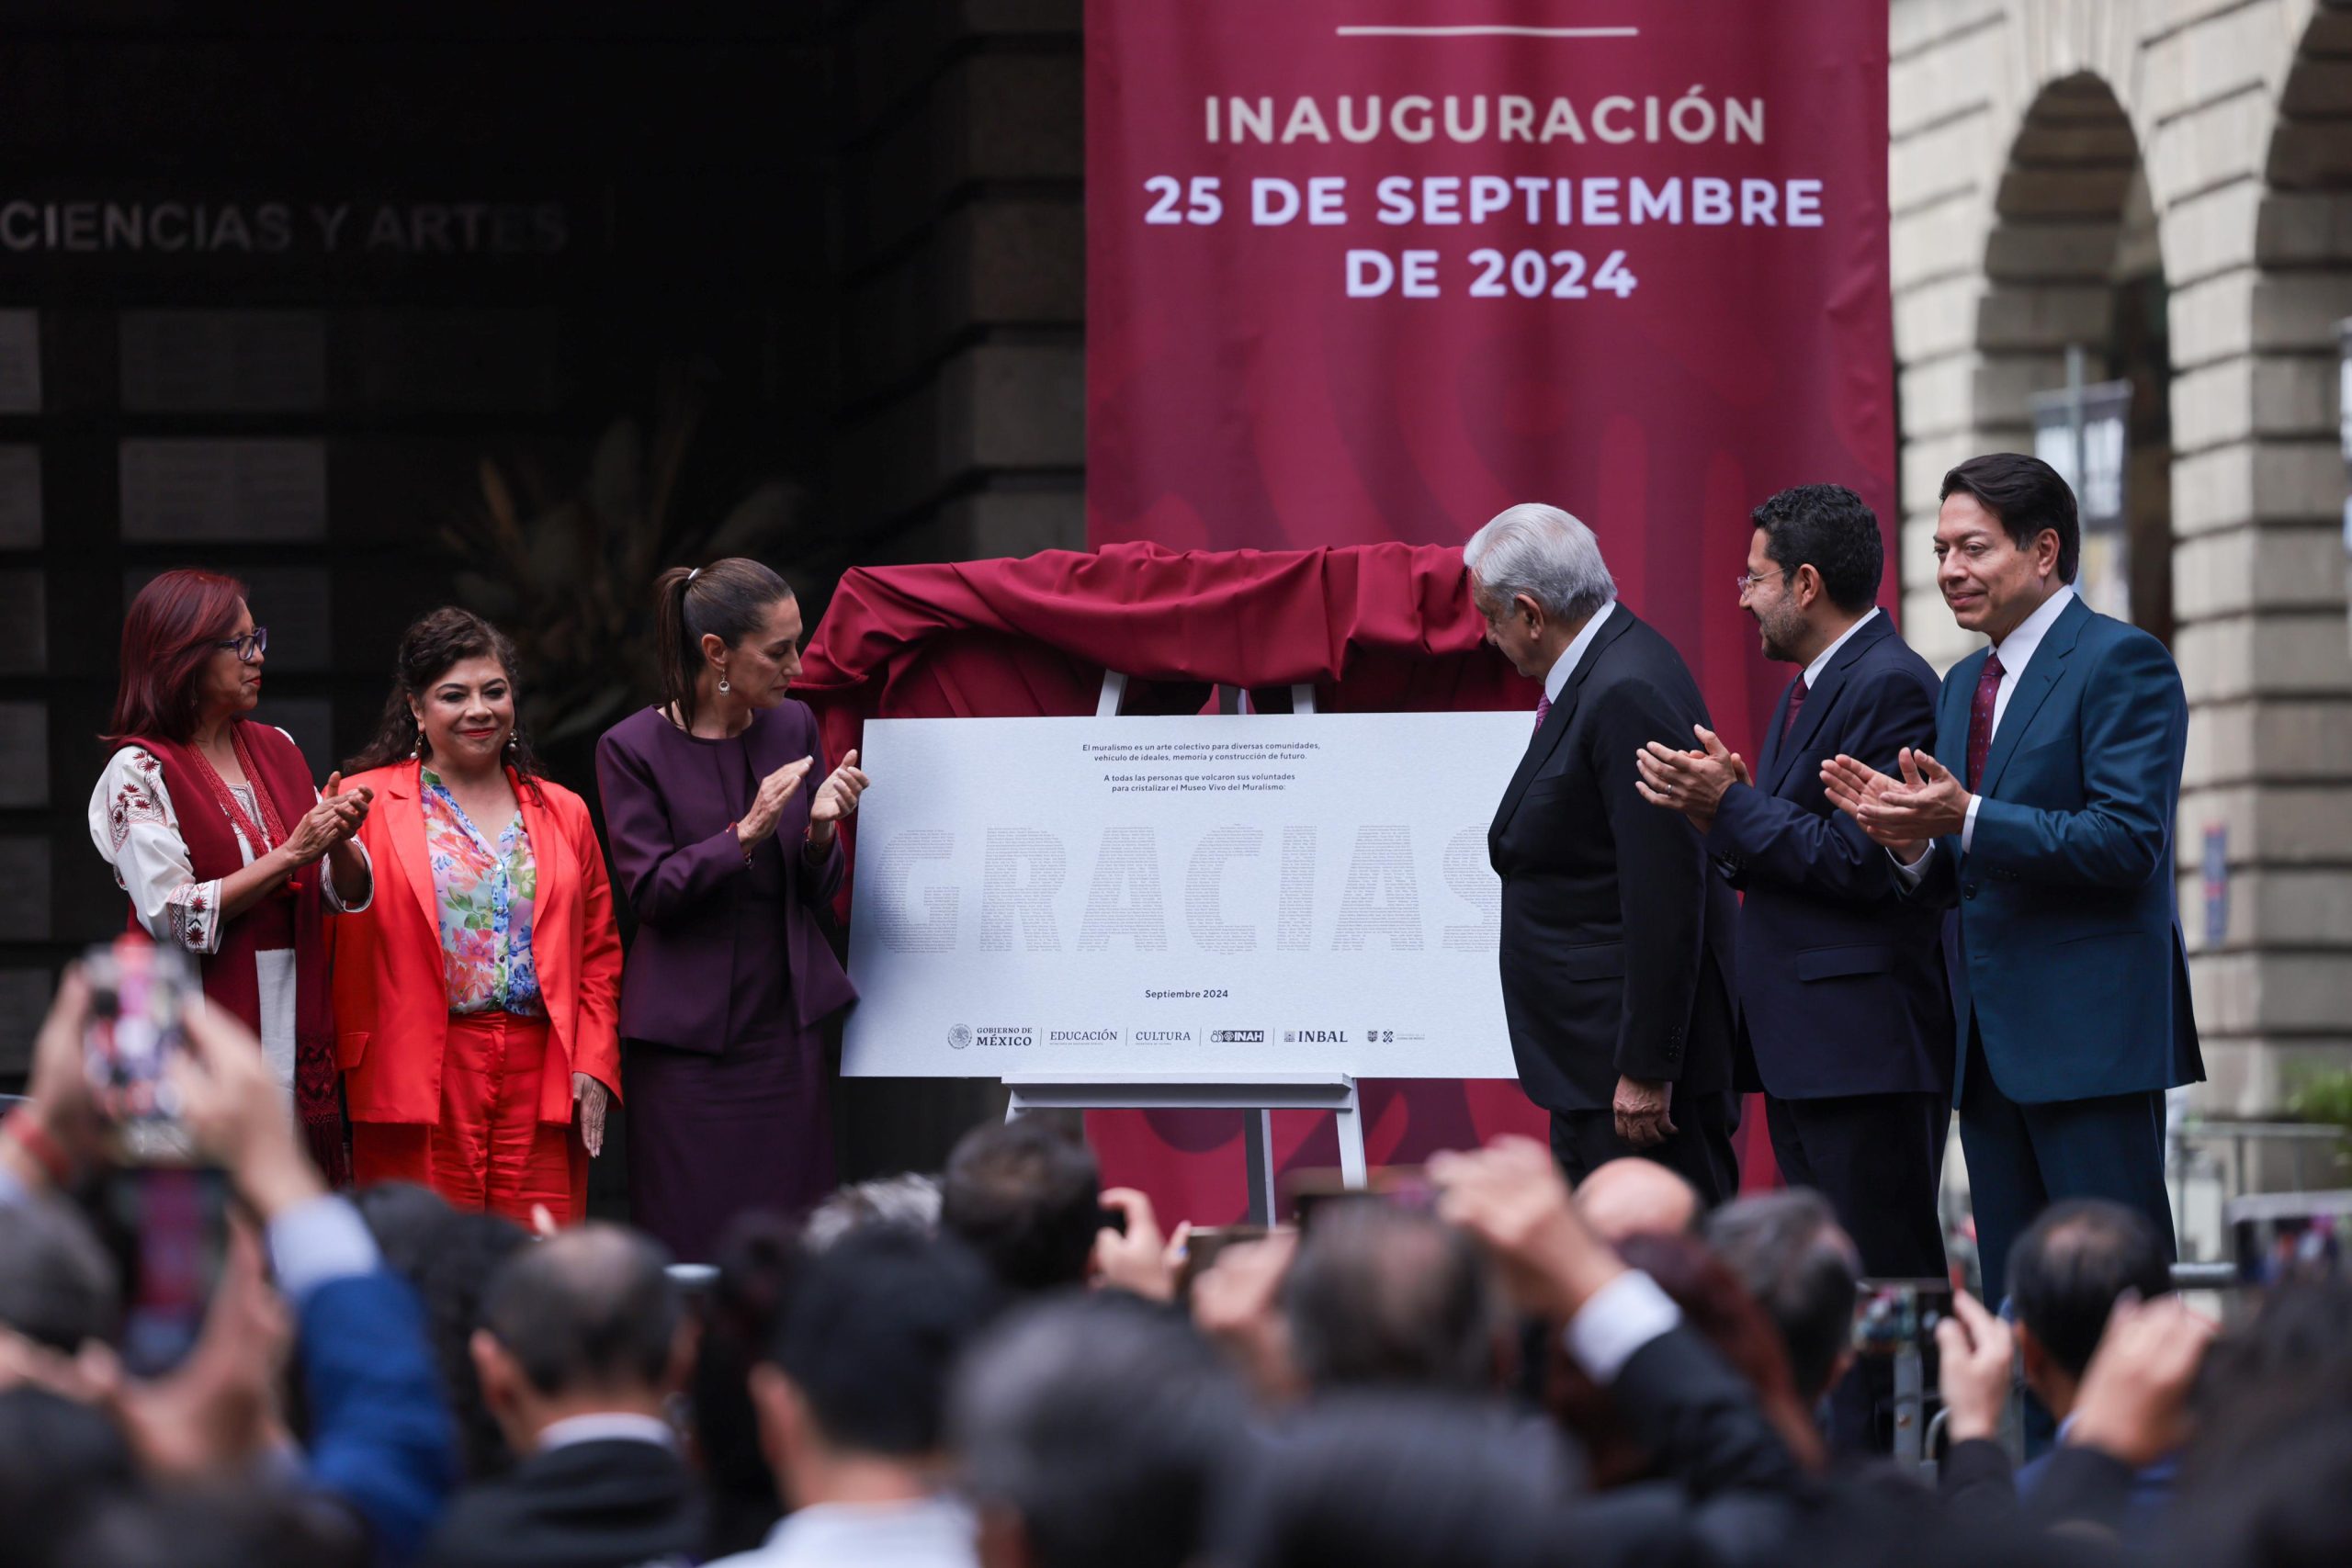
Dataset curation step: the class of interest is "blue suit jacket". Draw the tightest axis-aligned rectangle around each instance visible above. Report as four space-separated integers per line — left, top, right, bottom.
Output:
1703 614 1951 1100
300 1270 459 1563
1911 594 2203 1104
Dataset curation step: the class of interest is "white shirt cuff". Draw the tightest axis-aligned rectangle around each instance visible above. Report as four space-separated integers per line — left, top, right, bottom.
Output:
1562 1269 1683 1383
267 1193 382 1306
323 839 374 913
1891 841 1934 886
1961 795 1981 854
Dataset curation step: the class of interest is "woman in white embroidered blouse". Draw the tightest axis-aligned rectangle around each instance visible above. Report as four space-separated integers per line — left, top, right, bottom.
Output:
87 570 376 1111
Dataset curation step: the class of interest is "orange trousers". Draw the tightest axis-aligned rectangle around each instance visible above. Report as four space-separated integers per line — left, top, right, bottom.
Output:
351 1010 586 1226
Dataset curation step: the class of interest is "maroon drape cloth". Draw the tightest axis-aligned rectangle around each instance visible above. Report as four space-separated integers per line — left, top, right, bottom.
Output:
797 541 1566 1223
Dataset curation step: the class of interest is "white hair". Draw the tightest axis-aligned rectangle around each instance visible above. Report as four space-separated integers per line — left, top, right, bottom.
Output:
1462 502 1616 624
801 1172 944 1252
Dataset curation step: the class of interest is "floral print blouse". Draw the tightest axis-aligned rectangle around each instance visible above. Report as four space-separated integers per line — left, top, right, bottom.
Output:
421 768 543 1017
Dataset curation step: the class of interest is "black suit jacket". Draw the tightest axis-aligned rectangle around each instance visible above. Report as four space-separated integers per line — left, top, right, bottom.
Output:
1702 614 1951 1100
1487 607 1737 1112
420 1438 705 1568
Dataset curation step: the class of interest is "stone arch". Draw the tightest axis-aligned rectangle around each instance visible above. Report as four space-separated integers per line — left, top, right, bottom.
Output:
1974 73 2174 642
2179 0 2352 1112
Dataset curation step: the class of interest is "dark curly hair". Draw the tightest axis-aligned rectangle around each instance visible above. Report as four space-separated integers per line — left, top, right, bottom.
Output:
1751 483 1884 615
345 606 546 799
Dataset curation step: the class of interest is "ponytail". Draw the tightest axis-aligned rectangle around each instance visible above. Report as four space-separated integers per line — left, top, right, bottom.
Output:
655 558 793 731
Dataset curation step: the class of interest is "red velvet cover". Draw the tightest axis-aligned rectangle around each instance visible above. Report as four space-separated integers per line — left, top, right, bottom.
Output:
796 541 1770 1222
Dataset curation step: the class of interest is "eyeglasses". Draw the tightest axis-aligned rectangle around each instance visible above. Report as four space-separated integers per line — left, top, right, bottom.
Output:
1735 568 1789 598
215 627 268 663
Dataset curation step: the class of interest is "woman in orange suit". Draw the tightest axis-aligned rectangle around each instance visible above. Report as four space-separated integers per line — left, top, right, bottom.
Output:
332 607 622 1224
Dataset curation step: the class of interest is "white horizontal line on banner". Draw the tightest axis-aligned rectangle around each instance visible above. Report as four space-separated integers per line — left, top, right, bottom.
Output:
1334 25 1640 38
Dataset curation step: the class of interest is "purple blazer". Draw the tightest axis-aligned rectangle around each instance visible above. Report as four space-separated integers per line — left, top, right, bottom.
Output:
594 702 857 1052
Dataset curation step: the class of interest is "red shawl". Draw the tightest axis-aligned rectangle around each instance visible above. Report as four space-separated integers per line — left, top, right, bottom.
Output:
120 722 347 1186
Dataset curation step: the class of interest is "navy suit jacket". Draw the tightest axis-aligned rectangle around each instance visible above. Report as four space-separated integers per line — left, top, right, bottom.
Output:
1487 608 1738 1112
1703 614 1951 1100
1908 593 2203 1104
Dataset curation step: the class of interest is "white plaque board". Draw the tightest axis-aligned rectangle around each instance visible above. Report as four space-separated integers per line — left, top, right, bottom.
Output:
841 712 1527 1079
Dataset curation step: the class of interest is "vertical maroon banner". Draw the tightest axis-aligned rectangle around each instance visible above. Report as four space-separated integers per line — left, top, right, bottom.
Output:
1086 0 1895 752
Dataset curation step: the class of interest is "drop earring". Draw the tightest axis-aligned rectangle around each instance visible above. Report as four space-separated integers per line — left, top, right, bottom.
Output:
718 675 731 694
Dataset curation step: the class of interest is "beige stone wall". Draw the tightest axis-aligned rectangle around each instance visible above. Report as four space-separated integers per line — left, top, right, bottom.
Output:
1889 0 2352 1115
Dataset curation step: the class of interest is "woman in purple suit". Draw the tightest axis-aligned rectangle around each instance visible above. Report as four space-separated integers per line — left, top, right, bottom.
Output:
594 558 868 1260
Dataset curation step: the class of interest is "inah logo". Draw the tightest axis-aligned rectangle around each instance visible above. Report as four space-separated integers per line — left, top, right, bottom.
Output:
948 1024 974 1050
1211 1029 1266 1043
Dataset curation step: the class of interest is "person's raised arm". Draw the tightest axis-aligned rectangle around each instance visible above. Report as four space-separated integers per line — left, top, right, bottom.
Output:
173 1003 456 1561
0 967 104 1202
2018 1294 2215 1539
1433 1137 1803 1499
594 728 772 927
1704 673 1939 904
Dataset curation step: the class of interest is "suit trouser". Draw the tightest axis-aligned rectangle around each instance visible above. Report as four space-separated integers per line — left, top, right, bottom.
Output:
1766 1088 1950 1453
352 1010 588 1228
1550 1091 1739 1208
1957 1020 2174 1310
1764 1090 1950 1279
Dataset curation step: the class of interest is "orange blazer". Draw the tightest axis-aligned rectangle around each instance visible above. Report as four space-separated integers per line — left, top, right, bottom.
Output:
333 761 623 1127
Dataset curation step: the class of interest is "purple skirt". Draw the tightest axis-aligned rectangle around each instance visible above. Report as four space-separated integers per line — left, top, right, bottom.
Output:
623 1027 834 1263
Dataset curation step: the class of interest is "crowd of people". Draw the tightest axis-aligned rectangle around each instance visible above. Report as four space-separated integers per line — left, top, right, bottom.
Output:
2 978 2345 1568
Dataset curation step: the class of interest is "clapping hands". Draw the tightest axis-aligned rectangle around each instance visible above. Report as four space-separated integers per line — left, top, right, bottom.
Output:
1820 747 1971 863
1634 725 1750 831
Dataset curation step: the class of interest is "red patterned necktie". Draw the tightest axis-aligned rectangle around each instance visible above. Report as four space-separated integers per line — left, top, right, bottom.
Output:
1779 677 1809 746
1965 651 2007 791
1533 694 1552 731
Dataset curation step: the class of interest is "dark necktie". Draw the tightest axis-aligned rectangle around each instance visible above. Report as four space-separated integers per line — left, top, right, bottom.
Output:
1965 651 2007 792
1778 676 1809 747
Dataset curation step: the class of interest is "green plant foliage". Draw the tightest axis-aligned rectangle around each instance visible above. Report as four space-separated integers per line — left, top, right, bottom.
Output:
443 367 813 749
2288 1068 2352 1134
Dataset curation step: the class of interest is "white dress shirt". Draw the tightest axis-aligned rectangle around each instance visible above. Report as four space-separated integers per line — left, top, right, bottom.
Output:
1895 584 2076 877
1561 1269 1685 1382
709 1495 978 1568
537 1413 678 1453
1542 599 1619 705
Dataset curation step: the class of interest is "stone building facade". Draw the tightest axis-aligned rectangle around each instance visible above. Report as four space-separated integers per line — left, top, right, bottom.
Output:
1889 0 2352 1120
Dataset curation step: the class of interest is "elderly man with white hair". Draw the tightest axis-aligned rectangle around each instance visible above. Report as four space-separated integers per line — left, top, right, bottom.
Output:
1468 503 1742 1205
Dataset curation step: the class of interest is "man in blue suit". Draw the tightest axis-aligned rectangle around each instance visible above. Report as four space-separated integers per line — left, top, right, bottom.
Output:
1636 484 1951 1290
1823 453 2203 1307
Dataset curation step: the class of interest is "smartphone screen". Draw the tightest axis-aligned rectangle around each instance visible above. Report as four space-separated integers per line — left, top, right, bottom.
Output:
83 937 198 1165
